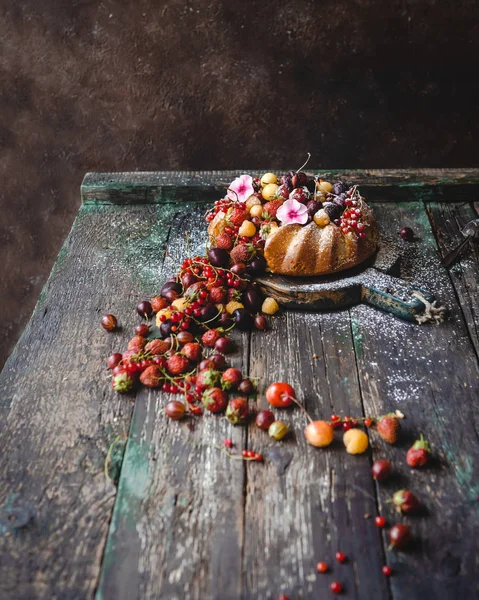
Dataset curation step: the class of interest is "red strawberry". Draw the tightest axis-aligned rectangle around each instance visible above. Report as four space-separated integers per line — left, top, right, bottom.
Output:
230 243 256 264
202 387 227 413
145 339 170 355
263 199 283 218
377 415 400 444
151 296 169 312
128 335 147 352
202 329 222 347
112 370 136 393
181 342 203 362
225 397 249 424
140 365 163 388
392 490 422 515
196 368 221 391
166 354 190 375
227 288 242 302
210 286 227 304
406 435 431 467
228 207 249 226
221 368 243 391
215 233 234 251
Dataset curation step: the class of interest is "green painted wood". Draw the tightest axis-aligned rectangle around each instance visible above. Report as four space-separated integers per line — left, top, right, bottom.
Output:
350 202 479 600
81 169 479 205
0 203 175 598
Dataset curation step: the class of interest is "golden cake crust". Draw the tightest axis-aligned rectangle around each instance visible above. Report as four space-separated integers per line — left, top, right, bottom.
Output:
264 204 379 276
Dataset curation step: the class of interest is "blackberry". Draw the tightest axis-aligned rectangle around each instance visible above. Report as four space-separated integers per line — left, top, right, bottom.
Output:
322 202 341 220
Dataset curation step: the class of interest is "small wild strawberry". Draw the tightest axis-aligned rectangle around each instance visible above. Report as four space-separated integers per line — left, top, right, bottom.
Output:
128 335 147 352
202 329 221 347
151 296 169 312
377 415 400 444
221 367 243 391
181 342 203 362
230 243 256 264
196 368 221 391
228 207 249 226
112 370 135 393
202 387 227 413
225 397 249 424
392 490 422 515
140 365 163 388
145 339 170 355
209 286 227 304
166 354 190 376
215 233 234 251
406 434 431 467
262 199 283 218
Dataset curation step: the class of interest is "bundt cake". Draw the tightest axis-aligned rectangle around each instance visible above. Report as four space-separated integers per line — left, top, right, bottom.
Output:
206 171 379 277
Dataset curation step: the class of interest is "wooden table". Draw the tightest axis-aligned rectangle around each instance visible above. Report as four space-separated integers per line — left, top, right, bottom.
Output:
1 169 478 600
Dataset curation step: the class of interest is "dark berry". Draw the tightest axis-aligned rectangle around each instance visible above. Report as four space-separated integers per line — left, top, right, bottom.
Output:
306 199 323 217
137 301 153 318
400 227 414 241
232 309 254 331
208 248 230 267
322 202 341 220
101 314 118 331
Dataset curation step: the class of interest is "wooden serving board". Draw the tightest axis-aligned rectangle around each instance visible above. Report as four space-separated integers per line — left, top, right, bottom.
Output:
256 236 435 321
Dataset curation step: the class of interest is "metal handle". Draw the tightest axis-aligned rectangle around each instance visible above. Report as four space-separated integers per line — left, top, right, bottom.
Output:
360 273 435 322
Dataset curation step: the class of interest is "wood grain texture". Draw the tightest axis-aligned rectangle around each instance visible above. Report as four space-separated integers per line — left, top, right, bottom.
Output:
0 203 174 599
81 169 479 205
97 203 251 600
426 202 479 357
350 202 479 600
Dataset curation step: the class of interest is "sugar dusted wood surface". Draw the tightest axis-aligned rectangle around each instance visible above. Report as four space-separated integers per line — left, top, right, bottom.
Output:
1 171 478 600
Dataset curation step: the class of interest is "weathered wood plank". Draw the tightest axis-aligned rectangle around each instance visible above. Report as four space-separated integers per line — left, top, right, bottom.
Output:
97 204 250 600
426 202 479 357
244 311 390 600
350 202 479 600
81 169 479 205
0 203 176 599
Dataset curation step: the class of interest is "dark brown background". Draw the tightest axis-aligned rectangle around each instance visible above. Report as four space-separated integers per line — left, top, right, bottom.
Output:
1 0 479 368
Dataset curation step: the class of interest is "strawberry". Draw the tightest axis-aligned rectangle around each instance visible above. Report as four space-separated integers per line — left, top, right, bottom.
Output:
202 329 222 347
209 286 227 304
263 199 283 218
145 339 170 355
151 296 169 312
166 353 190 375
181 342 203 362
228 207 249 226
140 365 163 388
225 397 249 424
202 387 228 413
377 415 400 444
128 335 147 352
196 368 221 391
215 233 234 251
406 434 431 467
392 490 422 515
221 368 243 391
230 243 256 264
112 370 136 393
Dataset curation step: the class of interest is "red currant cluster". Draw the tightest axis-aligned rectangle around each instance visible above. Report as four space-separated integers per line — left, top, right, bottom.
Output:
241 449 263 461
338 189 366 238
330 413 375 430
205 198 234 222
180 257 246 291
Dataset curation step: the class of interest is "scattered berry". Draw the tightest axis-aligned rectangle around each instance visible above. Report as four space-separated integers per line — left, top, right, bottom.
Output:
215 336 235 354
406 434 431 467
330 581 343 594
202 387 228 413
137 301 153 319
107 353 123 369
223 438 233 448
128 335 147 352
166 354 190 376
268 421 289 440
399 227 414 241
226 397 249 424
202 329 221 347
316 561 328 573
343 428 369 454
165 400 186 420
382 565 392 576
266 382 295 408
139 365 163 388
196 368 221 391
377 415 400 444
238 378 255 394
389 524 412 549
335 551 346 563
375 516 386 528
392 490 422 515
256 409 275 431
372 459 392 482
305 420 334 448
181 342 203 362
215 233 234 251
230 243 255 264
134 323 150 336
150 296 169 312
101 314 118 331
221 368 243 390
112 370 135 393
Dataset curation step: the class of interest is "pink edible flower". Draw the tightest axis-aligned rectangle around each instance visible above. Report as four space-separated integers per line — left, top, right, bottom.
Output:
227 174 255 203
276 198 309 225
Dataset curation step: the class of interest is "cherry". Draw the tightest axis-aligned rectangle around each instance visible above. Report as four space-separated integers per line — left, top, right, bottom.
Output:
335 551 346 563
238 378 254 394
107 353 123 369
382 565 392 576
372 459 392 482
134 323 150 336
316 561 328 573
223 438 233 448
137 301 153 319
399 226 414 241
254 315 268 330
375 516 386 528
214 337 235 354
389 524 412 549
330 581 343 594
255 409 275 431
266 382 295 408
101 314 118 331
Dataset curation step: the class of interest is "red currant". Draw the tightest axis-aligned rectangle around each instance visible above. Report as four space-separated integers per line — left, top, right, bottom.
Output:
375 516 386 528
330 581 342 594
335 551 346 563
382 565 392 576
316 561 328 573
